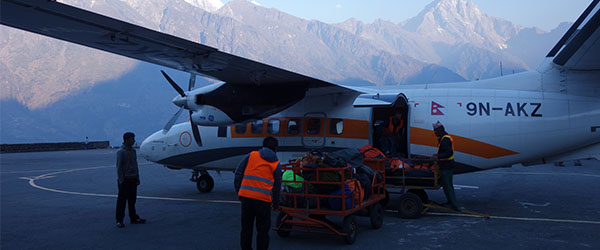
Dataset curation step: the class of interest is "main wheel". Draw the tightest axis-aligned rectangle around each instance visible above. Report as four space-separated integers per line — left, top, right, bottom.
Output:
196 175 214 193
398 192 423 219
342 215 357 244
408 189 429 204
276 212 292 238
369 203 384 229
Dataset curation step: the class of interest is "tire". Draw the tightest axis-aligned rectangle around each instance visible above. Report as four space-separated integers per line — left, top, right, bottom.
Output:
379 189 390 207
342 215 357 244
369 203 384 229
196 175 214 193
276 212 292 238
408 189 429 204
398 192 423 219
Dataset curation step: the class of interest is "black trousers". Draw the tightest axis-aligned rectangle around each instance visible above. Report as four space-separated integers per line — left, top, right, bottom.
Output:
116 178 139 223
240 196 271 250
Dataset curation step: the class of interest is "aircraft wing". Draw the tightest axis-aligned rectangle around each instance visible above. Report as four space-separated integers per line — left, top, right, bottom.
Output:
547 0 600 70
0 0 354 92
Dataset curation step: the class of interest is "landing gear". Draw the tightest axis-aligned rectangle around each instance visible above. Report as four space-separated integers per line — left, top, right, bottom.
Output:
190 170 214 193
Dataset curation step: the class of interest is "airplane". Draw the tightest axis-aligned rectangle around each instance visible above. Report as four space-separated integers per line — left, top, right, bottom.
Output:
2 0 599 194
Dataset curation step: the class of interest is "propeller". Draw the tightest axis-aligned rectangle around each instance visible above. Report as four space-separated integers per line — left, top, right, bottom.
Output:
160 70 202 147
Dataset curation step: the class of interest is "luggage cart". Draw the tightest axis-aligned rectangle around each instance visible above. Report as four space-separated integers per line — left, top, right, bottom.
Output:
384 158 489 219
273 159 386 244
384 158 441 218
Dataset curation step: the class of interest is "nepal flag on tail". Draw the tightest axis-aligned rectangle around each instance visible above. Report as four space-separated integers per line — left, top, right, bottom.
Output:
431 101 445 115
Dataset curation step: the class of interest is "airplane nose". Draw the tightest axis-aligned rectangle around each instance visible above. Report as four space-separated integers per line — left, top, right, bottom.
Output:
172 95 187 108
139 138 151 161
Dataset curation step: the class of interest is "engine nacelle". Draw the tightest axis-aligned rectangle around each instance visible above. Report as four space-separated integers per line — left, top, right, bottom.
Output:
190 105 234 126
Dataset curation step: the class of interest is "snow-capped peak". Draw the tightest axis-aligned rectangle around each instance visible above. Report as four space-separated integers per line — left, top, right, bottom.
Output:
184 0 224 12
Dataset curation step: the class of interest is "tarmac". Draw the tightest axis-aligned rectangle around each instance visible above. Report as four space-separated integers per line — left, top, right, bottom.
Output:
1 149 599 250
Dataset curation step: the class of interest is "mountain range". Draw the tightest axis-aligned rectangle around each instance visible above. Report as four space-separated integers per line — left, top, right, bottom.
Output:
0 0 571 144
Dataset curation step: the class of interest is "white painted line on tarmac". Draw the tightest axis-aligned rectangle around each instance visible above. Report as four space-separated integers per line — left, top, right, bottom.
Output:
427 212 600 225
475 172 600 178
385 209 600 225
2 168 70 174
453 184 479 189
20 164 241 205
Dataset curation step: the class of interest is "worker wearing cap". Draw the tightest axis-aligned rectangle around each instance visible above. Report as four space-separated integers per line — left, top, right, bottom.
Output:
432 121 458 210
234 137 282 250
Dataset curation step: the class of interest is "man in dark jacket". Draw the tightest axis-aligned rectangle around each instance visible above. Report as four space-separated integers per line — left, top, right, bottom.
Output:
377 111 406 157
432 122 459 210
115 132 146 228
234 137 282 250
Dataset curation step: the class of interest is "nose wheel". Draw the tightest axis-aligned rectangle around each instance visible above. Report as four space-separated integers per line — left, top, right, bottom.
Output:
191 170 214 193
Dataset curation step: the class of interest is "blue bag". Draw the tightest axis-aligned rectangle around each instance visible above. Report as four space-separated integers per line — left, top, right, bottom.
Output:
328 184 354 210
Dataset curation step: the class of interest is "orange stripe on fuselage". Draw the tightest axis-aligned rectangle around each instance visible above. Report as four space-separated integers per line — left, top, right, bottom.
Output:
410 127 518 159
230 117 369 139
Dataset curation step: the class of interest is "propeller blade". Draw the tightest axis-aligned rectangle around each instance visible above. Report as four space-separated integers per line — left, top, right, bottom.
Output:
161 70 186 97
162 107 184 133
188 73 196 91
190 111 203 147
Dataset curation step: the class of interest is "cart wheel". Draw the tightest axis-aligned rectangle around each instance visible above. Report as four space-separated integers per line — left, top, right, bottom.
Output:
369 203 384 229
342 215 357 244
276 212 292 238
398 192 423 219
379 189 390 207
408 189 429 204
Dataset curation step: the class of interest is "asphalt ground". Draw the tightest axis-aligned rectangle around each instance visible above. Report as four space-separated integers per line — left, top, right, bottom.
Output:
1 149 599 250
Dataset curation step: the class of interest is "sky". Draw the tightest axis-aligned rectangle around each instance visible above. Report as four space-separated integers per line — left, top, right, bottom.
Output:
222 0 593 31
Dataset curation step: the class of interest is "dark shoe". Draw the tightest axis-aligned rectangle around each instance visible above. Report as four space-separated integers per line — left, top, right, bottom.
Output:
116 222 125 228
131 218 146 224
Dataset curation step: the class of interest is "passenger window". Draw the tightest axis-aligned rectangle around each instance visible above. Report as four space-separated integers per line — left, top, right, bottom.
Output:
251 120 263 134
330 119 343 135
307 118 321 135
267 119 280 134
234 123 247 134
287 119 301 135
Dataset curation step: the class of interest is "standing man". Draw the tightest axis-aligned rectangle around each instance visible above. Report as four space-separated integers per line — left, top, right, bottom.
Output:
234 137 282 250
431 122 459 210
378 111 406 157
115 132 146 228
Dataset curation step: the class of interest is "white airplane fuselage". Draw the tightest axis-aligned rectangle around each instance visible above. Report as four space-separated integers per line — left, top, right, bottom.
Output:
140 61 600 172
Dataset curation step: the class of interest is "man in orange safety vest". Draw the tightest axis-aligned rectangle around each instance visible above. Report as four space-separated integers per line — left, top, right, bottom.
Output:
234 137 282 250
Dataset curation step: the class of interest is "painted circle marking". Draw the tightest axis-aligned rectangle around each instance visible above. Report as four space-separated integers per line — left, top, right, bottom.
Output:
179 131 192 147
16 165 600 225
20 164 239 204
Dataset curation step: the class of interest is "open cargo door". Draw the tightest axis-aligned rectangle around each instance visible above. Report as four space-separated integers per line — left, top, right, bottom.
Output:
353 93 410 157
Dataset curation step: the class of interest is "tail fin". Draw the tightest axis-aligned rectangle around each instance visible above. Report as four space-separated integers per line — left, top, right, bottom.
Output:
545 0 600 70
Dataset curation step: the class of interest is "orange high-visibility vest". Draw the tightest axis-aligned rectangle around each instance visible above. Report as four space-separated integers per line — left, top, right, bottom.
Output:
238 151 279 202
387 117 403 134
438 135 454 161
